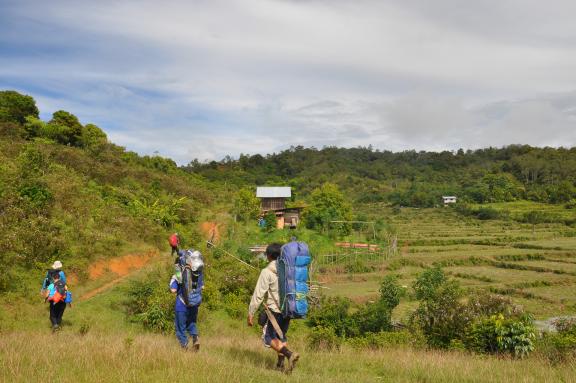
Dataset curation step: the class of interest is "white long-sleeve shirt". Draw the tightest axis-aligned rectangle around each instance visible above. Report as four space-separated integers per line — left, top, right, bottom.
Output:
248 260 281 316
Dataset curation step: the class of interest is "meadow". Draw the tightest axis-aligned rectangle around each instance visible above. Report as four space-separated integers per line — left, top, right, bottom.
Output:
317 204 576 321
2 258 575 383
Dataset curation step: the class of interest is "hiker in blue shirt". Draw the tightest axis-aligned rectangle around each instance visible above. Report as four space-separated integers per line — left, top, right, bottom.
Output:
170 250 204 351
43 270 67 332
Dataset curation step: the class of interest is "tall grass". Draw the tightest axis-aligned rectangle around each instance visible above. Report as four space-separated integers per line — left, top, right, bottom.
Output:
1 328 575 383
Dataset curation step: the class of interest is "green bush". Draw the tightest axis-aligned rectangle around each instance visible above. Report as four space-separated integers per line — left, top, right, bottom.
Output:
411 267 467 348
379 274 403 310
465 314 535 358
475 207 501 220
344 259 374 273
348 330 415 349
306 296 352 337
223 292 248 319
307 325 342 351
349 301 393 336
125 272 175 334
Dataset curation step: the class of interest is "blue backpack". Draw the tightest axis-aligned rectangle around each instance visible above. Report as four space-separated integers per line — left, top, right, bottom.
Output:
177 250 204 307
277 241 311 319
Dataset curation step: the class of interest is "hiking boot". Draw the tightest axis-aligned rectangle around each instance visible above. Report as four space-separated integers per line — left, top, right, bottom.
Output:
192 337 200 352
285 352 300 374
52 325 60 333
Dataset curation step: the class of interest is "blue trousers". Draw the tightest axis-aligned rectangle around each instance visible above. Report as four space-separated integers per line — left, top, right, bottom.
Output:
175 306 199 347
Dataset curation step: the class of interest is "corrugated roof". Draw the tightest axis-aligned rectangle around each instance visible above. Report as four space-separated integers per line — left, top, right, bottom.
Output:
256 186 291 198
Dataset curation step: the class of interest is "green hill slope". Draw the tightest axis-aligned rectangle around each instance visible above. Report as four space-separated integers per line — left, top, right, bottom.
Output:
0 91 221 294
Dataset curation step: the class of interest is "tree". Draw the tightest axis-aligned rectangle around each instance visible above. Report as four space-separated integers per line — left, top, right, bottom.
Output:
0 90 39 125
522 210 547 237
48 110 83 146
81 123 107 150
411 267 466 348
232 188 260 222
303 183 352 235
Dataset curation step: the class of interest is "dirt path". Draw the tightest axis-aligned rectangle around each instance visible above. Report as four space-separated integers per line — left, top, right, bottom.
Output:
200 221 221 243
79 250 160 301
79 221 221 302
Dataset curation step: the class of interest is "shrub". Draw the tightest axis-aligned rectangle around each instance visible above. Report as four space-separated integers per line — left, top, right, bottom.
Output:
223 292 248 319
125 272 175 334
349 301 393 336
306 296 352 337
348 330 414 349
307 325 342 351
475 207 501 220
379 274 403 310
537 320 576 363
465 314 536 358
344 259 374 274
465 291 523 319
262 210 277 232
411 267 467 348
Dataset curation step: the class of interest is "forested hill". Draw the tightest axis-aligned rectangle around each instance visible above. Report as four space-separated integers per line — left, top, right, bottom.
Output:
185 145 576 207
0 90 220 293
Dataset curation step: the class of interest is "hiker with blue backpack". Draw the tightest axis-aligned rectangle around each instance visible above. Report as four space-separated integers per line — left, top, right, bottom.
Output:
248 241 310 373
43 270 71 332
170 249 204 351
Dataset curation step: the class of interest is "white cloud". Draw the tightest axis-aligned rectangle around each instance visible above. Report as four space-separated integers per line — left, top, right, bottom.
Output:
1 0 576 163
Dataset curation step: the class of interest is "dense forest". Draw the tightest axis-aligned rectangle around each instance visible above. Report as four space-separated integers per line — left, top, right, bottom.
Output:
187 145 576 208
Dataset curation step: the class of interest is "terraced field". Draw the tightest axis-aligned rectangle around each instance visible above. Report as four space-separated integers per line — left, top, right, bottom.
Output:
318 204 576 320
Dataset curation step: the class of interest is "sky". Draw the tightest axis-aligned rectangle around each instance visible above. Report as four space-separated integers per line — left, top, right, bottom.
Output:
1 0 576 164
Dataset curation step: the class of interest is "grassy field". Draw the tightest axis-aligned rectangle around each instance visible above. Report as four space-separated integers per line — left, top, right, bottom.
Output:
2 277 576 383
318 205 576 320
3 204 576 382
3 328 576 383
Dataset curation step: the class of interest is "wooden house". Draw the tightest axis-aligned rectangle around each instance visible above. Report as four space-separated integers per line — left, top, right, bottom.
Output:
256 187 301 228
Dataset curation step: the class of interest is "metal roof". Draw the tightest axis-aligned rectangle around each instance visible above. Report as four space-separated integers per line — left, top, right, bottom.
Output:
256 187 291 198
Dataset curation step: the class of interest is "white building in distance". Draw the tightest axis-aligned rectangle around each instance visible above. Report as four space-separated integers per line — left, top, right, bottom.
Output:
442 196 457 205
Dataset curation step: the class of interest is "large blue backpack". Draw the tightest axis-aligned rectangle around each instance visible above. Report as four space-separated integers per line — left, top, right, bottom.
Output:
177 249 204 307
277 241 311 319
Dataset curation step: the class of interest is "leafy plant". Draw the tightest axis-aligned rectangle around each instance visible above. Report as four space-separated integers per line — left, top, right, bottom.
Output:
307 325 342 351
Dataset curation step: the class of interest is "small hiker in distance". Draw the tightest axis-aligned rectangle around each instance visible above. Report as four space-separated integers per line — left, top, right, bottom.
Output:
42 261 71 332
170 249 204 351
248 243 300 373
169 232 180 257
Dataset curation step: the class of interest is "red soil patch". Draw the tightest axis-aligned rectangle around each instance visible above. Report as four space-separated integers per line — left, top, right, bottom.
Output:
80 250 159 301
88 250 157 280
200 222 221 244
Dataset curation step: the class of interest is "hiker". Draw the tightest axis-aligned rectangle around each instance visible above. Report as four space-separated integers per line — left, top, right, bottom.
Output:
41 260 67 294
248 243 300 373
44 270 68 332
169 232 180 257
170 249 204 351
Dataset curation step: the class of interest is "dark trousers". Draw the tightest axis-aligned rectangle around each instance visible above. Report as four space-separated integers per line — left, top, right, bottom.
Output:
171 246 179 256
50 301 66 327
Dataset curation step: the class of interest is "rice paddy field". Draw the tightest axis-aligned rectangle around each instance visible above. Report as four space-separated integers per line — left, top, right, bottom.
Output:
317 203 576 321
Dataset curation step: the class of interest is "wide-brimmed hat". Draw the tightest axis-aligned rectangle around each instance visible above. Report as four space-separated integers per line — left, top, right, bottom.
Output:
52 260 63 269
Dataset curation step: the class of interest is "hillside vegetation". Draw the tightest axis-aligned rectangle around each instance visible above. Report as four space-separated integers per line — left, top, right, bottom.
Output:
187 144 576 208
2 90 576 382
0 90 219 294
